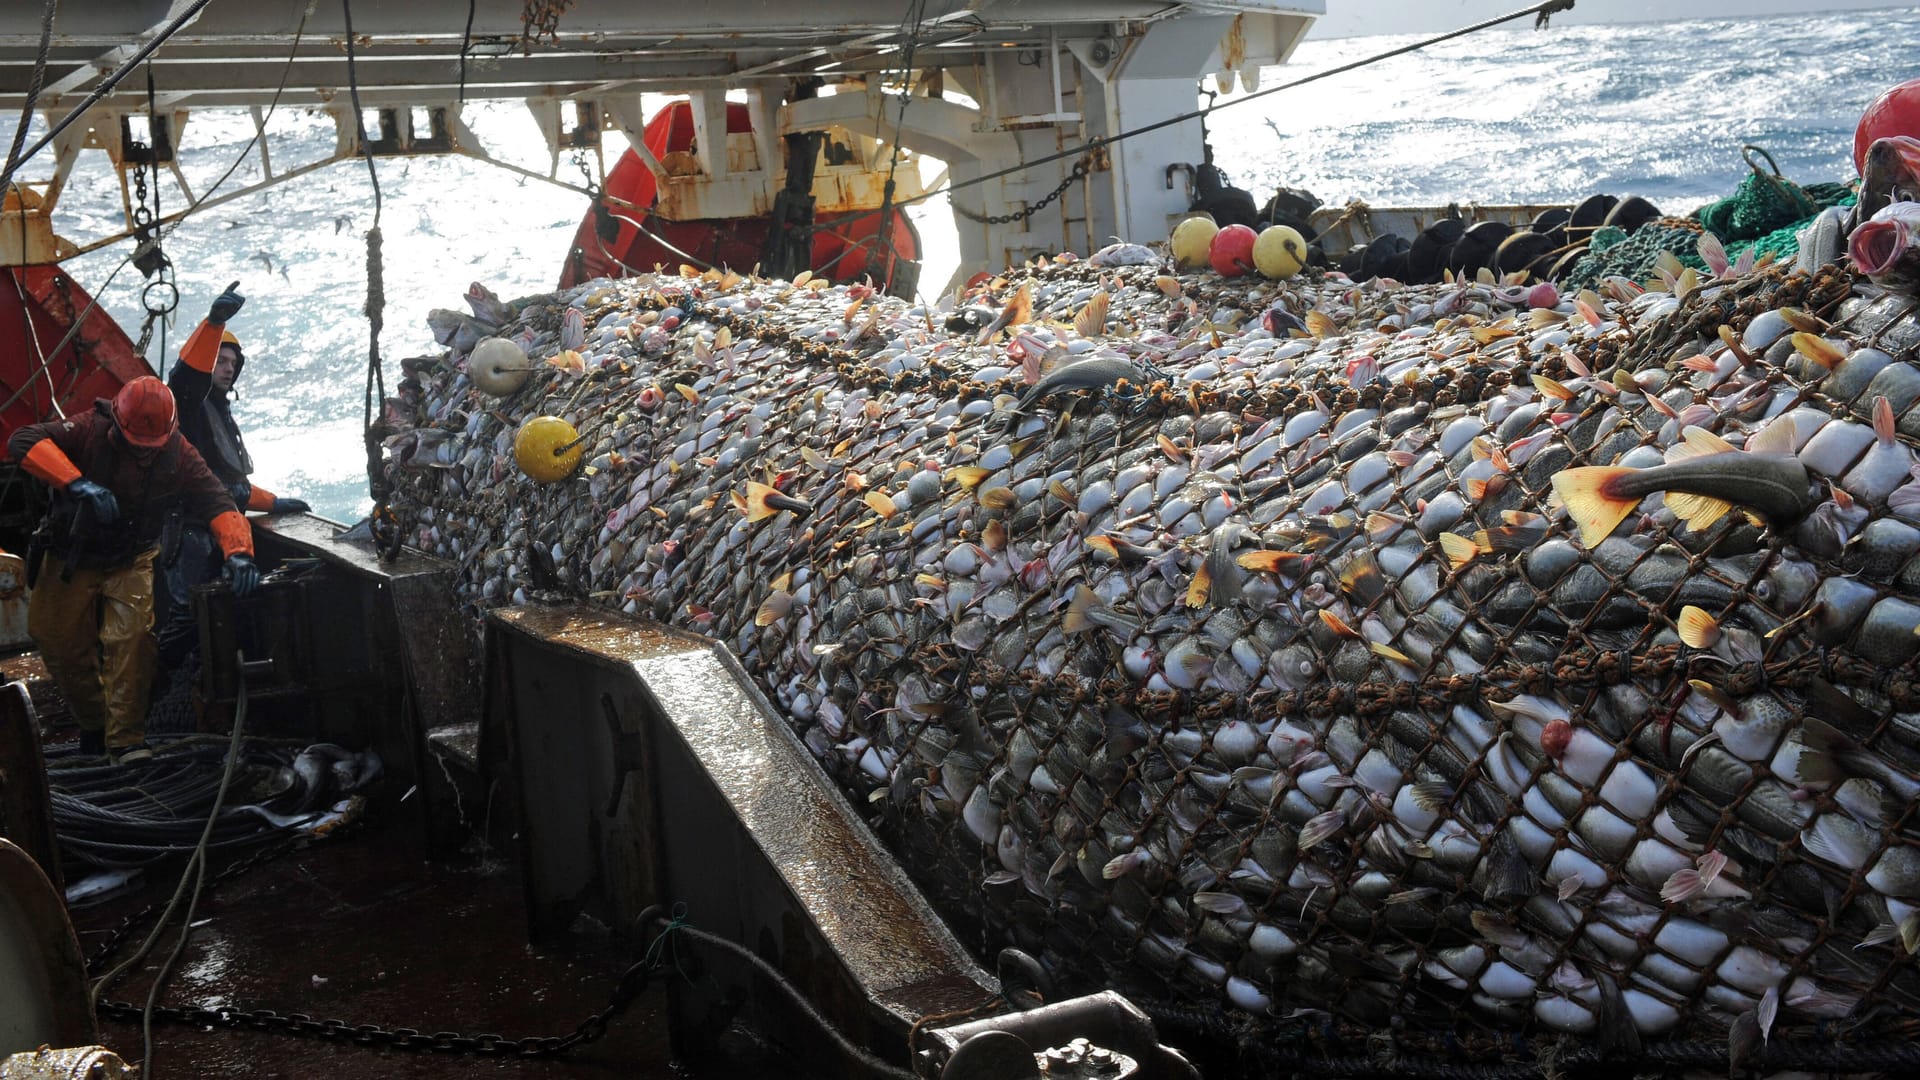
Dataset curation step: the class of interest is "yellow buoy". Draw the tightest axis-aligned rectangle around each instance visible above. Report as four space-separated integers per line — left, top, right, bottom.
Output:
469 337 532 396
1253 225 1308 279
513 415 584 483
1170 215 1219 270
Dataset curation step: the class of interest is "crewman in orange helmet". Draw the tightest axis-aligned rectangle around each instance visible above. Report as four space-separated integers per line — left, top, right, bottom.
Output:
8 377 259 763
158 282 309 669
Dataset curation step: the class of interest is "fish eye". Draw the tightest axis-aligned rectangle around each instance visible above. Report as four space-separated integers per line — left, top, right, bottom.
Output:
1753 580 1773 600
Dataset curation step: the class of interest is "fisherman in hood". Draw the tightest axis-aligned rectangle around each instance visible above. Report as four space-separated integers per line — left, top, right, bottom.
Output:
157 282 310 669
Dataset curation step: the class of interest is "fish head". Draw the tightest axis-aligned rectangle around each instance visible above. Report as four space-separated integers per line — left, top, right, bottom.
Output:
1847 201 1920 284
1857 135 1920 223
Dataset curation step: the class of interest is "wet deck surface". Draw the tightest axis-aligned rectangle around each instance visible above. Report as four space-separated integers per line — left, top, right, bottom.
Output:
70 807 767 1079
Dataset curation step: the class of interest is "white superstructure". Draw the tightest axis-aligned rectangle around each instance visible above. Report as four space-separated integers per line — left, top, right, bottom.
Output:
0 1 1320 287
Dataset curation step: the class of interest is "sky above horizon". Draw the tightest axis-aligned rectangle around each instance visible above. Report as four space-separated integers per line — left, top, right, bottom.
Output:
1306 1 1917 38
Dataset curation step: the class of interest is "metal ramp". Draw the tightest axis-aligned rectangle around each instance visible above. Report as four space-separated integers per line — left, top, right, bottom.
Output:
484 604 1000 1070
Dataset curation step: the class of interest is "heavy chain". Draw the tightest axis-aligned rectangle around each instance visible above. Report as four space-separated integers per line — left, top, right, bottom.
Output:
519 0 574 53
130 157 151 229
571 147 600 199
87 833 663 1060
953 153 1093 226
97 952 654 1059
86 838 299 977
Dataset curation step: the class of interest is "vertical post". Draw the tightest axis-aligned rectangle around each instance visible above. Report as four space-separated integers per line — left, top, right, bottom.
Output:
689 89 730 180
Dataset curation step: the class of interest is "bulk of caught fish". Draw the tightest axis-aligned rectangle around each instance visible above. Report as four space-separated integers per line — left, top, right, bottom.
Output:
381 234 1920 1054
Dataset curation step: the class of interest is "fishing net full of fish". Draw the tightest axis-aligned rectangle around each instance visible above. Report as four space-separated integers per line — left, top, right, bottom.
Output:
383 253 1920 1073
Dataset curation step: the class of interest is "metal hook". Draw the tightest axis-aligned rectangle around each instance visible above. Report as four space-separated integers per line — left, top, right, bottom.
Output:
1164 163 1195 203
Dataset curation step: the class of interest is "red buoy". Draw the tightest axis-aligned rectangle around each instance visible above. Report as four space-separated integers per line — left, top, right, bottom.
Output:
1856 77 1920 176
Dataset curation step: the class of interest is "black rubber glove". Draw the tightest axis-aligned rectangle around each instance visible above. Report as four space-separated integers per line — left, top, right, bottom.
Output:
68 478 119 525
270 497 310 514
208 280 245 325
224 554 261 598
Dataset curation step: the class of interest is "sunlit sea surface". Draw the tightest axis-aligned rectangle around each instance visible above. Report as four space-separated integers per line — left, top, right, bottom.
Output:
8 7 1910 521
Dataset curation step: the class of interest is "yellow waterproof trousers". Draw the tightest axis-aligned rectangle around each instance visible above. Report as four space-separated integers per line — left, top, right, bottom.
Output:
28 549 158 752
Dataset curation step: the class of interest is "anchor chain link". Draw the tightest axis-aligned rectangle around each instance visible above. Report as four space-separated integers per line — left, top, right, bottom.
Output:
571 147 601 200
124 130 178 358
953 150 1095 226
97 953 654 1059
519 0 575 53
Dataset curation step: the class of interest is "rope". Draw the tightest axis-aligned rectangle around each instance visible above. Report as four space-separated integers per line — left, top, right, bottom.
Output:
140 660 253 1078
342 0 391 510
88 658 252 1022
362 226 388 505
2 0 58 181
642 913 918 1080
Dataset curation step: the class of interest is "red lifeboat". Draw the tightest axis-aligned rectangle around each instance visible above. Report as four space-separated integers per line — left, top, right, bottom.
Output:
558 100 920 293
0 266 151 442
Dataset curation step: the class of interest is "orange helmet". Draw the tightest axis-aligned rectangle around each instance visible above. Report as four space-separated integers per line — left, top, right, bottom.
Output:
111 376 177 448
220 328 241 350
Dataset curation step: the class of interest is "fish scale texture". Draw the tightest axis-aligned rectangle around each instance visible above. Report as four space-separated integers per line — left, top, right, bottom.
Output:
385 258 1920 1060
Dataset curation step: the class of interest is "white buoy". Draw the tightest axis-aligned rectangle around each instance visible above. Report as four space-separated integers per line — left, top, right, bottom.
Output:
470 337 532 396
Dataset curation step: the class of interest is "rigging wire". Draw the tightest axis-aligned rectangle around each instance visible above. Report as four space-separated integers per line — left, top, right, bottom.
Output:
596 207 717 274
0 0 313 422
805 0 1580 234
458 0 478 104
871 0 927 294
6 203 60 419
0 0 218 191
0 0 63 420
2 0 58 182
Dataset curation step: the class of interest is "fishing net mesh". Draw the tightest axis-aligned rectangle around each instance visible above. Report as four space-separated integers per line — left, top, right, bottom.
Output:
1566 177 1858 292
384 259 1920 1073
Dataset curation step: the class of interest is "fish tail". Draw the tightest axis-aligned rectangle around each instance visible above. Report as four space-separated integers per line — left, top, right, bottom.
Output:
1479 524 1545 552
1551 466 1641 548
1186 561 1213 609
1063 585 1099 634
1438 532 1481 571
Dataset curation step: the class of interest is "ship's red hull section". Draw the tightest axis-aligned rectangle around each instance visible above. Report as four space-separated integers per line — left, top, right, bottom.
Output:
0 266 151 439
559 101 918 291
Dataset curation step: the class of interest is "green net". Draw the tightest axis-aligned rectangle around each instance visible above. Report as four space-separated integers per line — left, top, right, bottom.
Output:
1561 219 1706 290
1561 158 1857 291
1727 187 1857 263
1695 170 1827 241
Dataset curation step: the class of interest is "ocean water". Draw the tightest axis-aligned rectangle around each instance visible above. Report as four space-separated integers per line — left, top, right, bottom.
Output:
7 7 1912 522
